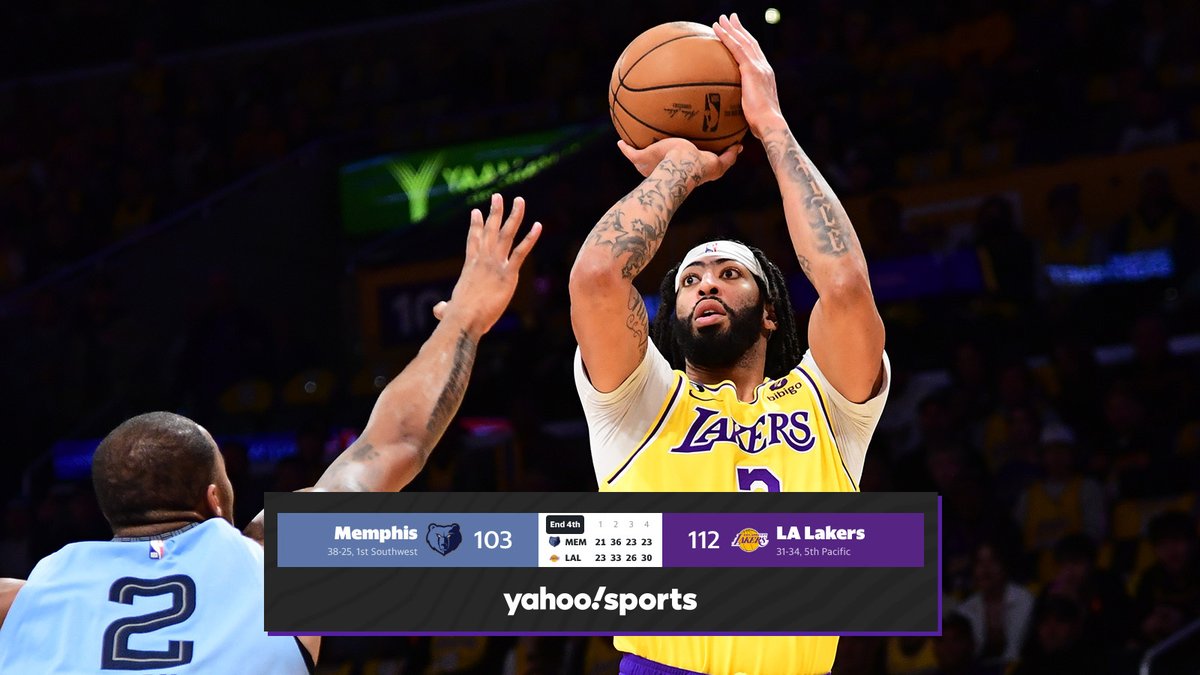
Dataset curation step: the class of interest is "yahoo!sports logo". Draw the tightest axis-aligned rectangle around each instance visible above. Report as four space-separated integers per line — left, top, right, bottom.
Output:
731 528 769 553
669 407 814 454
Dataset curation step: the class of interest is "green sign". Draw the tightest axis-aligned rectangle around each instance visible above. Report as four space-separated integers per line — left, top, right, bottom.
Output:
340 125 601 234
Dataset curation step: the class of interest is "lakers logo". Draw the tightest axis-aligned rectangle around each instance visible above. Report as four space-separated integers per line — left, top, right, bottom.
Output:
732 528 769 553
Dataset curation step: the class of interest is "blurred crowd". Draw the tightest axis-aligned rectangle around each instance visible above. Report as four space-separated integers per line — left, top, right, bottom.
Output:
2 0 1199 291
1 1 1200 674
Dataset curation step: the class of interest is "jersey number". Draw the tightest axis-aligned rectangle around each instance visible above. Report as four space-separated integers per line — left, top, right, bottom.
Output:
102 575 196 670
737 466 782 492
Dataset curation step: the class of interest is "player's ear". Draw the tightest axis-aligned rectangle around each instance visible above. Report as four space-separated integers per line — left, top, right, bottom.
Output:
204 484 224 519
763 301 778 333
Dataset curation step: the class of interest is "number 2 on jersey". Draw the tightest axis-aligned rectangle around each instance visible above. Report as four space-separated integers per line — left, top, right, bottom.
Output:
736 466 781 492
102 575 196 670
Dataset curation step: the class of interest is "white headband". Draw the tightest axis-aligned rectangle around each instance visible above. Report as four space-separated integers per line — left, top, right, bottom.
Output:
674 241 766 291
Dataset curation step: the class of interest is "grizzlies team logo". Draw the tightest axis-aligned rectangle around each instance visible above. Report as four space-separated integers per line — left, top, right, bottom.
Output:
732 528 769 553
548 536 561 547
426 523 463 556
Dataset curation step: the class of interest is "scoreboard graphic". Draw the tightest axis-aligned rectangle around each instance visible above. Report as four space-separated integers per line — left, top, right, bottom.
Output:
266 492 939 635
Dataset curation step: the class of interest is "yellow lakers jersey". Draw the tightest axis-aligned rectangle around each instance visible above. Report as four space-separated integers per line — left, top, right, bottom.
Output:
601 364 855 674
600 364 857 494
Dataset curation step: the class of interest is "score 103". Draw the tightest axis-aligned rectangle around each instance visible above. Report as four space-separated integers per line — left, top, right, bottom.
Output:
475 530 514 549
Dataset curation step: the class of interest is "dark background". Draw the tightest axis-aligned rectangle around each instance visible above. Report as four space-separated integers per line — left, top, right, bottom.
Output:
0 1 1198 673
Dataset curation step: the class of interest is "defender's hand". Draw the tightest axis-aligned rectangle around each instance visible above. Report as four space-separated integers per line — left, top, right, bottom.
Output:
435 194 540 335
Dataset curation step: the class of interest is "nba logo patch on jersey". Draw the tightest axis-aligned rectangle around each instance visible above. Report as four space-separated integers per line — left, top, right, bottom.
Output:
426 523 463 556
148 539 166 560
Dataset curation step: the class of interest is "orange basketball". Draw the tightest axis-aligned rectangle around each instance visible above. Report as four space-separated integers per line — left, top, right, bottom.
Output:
608 21 747 153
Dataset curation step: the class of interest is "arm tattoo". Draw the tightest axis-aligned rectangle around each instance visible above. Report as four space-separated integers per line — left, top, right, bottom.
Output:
585 156 700 280
625 286 649 356
425 330 478 453
348 441 378 462
763 129 851 258
797 254 813 281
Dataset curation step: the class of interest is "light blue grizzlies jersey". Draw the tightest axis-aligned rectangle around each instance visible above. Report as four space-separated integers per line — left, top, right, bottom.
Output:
0 519 310 674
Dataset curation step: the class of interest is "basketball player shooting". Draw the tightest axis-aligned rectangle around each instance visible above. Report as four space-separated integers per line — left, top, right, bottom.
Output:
570 14 889 675
0 195 539 673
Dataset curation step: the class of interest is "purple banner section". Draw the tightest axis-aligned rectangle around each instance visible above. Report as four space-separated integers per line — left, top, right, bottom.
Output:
662 512 924 568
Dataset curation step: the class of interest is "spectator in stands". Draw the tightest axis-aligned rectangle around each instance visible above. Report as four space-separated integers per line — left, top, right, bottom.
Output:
943 474 1024 600
861 193 924 260
1011 596 1103 675
110 166 156 237
1036 183 1105 267
1013 423 1106 554
884 634 936 675
1096 380 1175 497
1135 511 1200 629
233 101 288 172
957 539 1035 667
1041 333 1103 439
990 402 1044 510
932 612 998 675
972 196 1036 303
1122 313 1196 431
1117 85 1182 153
1035 533 1132 645
1108 169 1198 279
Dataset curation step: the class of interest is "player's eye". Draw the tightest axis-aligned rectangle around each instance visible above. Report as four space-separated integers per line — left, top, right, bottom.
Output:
721 267 740 279
682 274 698 286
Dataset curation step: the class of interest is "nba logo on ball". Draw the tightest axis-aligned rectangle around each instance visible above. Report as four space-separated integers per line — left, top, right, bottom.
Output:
731 528 769 553
426 523 463 556
148 540 166 560
703 93 721 132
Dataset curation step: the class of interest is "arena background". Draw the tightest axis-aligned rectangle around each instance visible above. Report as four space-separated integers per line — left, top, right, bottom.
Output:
0 1 1198 673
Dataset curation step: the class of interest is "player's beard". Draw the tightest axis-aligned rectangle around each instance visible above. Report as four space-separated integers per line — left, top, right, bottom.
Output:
673 296 765 370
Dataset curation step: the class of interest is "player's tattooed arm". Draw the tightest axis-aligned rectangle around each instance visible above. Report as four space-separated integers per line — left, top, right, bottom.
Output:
761 126 856 262
583 153 702 281
312 328 478 494
570 141 737 392
314 194 536 495
759 126 884 403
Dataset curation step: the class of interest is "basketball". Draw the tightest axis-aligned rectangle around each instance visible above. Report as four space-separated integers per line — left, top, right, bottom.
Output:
608 21 747 153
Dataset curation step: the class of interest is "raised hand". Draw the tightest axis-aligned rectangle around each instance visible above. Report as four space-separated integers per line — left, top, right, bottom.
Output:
713 13 784 138
433 194 540 335
617 138 740 183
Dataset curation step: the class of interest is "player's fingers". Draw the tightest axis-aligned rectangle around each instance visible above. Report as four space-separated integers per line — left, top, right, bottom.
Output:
432 301 448 321
508 221 542 267
720 144 742 169
499 196 525 246
484 193 504 244
466 208 484 255
721 13 762 62
713 19 748 61
730 13 762 51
